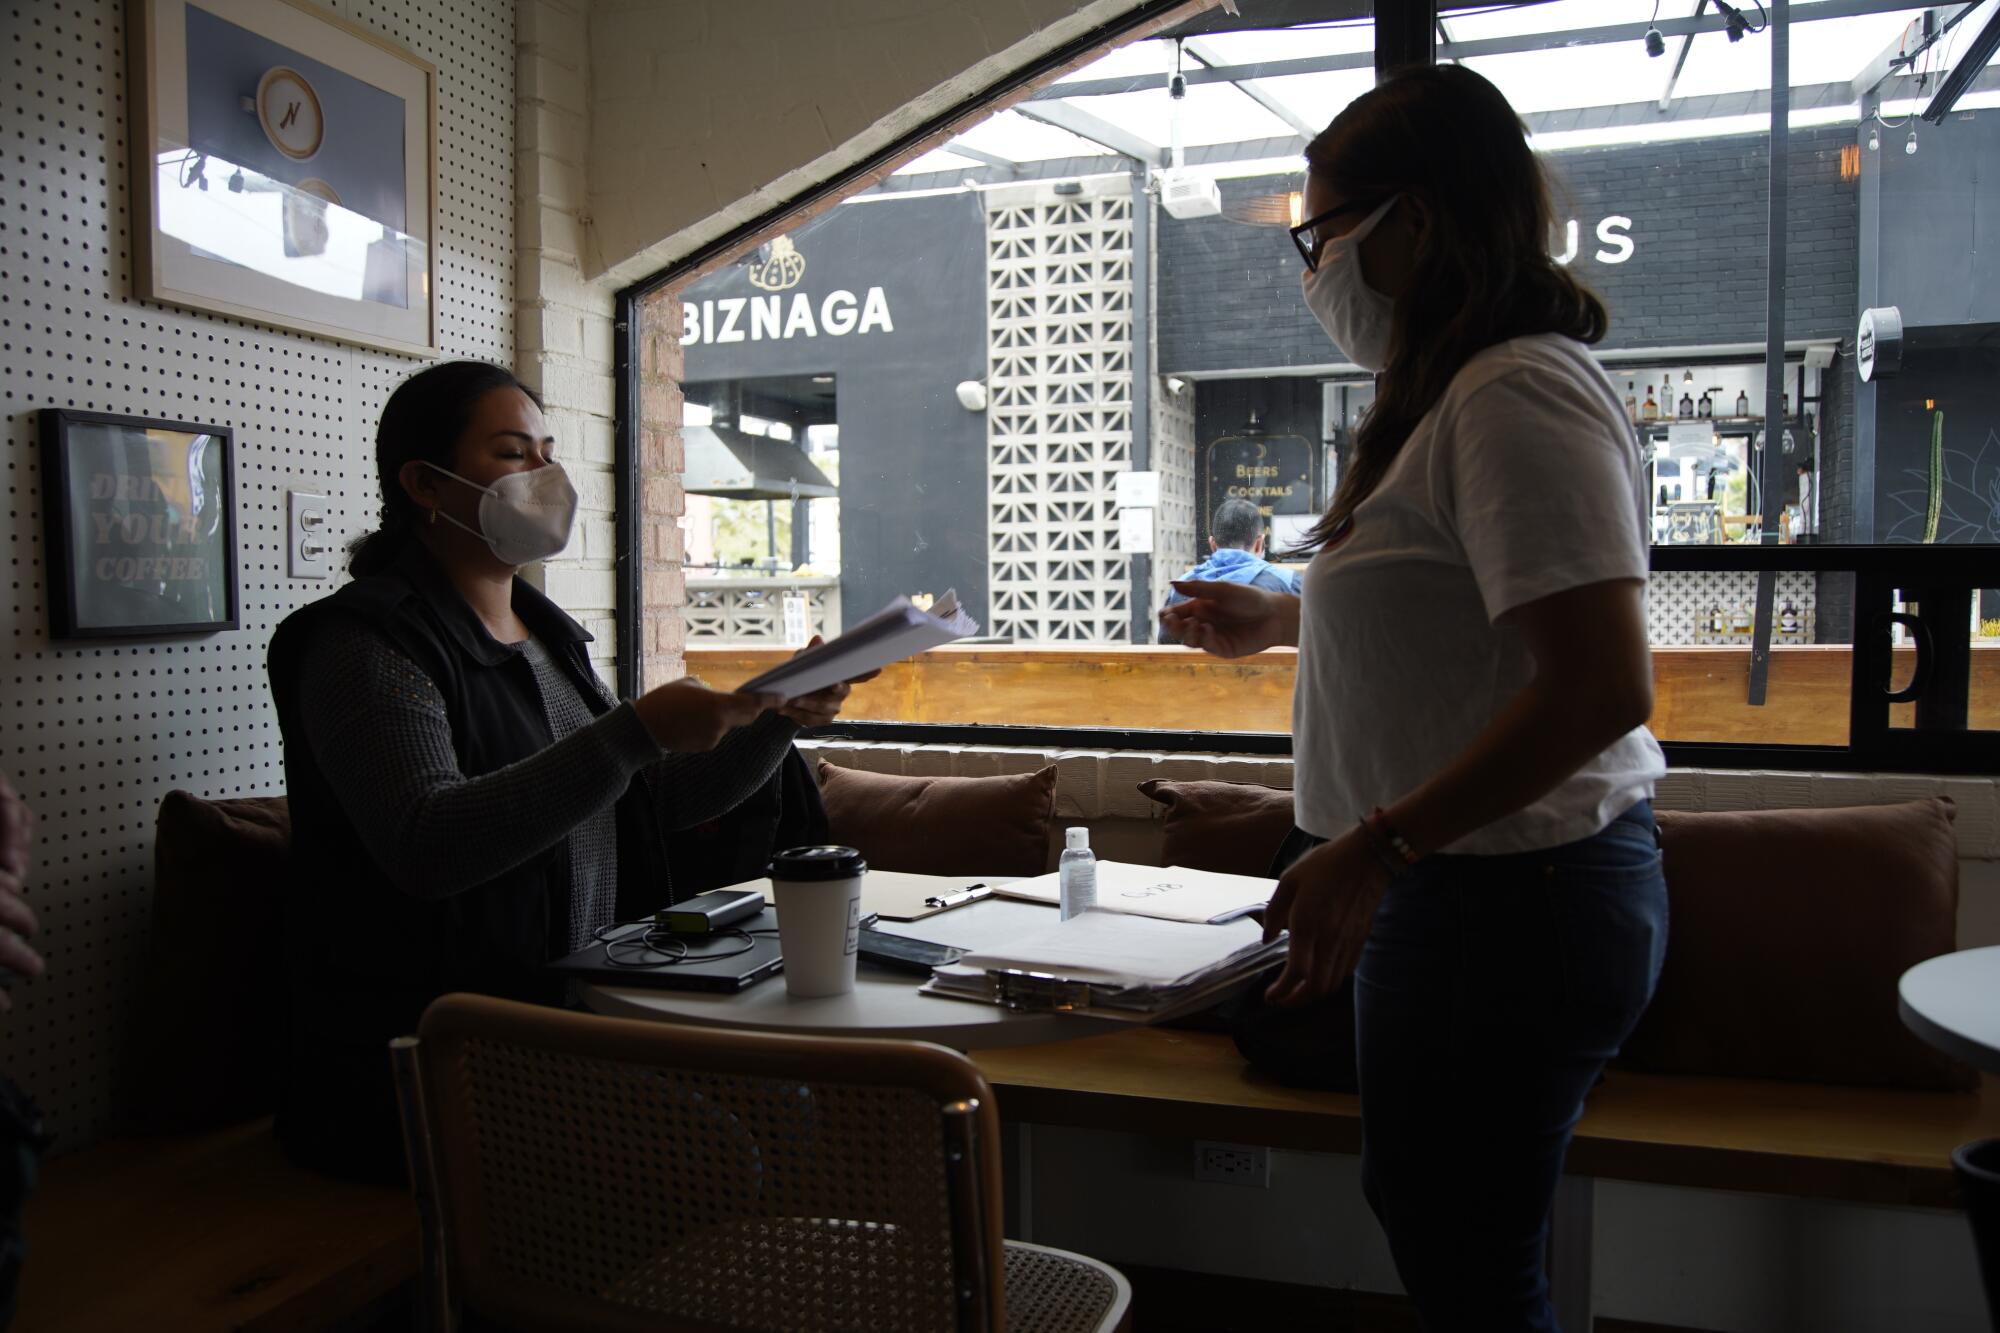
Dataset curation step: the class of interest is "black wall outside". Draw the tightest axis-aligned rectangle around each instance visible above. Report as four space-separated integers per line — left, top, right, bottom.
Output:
1190 378 1325 556
1872 347 2000 545
681 192 990 631
1155 124 1859 373
1876 116 2000 329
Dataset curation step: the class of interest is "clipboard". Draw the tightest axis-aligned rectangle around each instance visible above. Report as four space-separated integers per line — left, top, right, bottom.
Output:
740 871 1004 922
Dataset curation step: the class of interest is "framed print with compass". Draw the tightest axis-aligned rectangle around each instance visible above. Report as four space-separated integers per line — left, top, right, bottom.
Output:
129 0 438 356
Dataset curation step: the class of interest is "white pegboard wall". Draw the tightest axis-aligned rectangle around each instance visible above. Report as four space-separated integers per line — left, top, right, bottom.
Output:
0 0 514 1153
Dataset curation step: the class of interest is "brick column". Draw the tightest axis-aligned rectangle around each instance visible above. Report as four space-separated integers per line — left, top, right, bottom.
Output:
637 288 687 690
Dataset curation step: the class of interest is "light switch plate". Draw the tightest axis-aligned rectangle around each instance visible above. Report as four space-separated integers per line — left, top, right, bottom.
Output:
288 490 332 579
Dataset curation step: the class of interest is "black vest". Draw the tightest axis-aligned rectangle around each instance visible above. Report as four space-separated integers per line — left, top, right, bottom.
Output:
265 542 674 1178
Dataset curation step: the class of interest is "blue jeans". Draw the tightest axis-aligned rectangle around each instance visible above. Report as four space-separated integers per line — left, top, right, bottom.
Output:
1355 802 1668 1332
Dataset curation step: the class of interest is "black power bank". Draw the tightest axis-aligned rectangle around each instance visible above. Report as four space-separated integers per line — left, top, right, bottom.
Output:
653 888 766 935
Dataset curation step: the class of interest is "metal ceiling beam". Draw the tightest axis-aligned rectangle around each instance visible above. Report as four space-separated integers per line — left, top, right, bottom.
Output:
1660 0 1711 112
861 64 2000 199
941 140 1020 174
1029 0 1935 102
1849 4 1954 105
1924 0 2000 120
1376 0 1438 77
1182 35 1321 138
1012 101 1164 165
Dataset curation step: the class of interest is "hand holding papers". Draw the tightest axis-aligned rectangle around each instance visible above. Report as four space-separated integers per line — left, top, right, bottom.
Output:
992 861 1275 924
739 591 979 701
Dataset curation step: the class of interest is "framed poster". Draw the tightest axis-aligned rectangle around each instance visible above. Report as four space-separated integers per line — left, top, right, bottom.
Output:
38 410 238 639
128 0 438 356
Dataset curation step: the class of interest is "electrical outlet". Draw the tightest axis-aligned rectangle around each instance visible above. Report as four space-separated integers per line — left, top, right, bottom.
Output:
1193 1141 1270 1188
288 491 332 579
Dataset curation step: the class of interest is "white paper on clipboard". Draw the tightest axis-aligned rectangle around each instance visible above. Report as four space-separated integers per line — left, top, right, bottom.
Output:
739 590 979 700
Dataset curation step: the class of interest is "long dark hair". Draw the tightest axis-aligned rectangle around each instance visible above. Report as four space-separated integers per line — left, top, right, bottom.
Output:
1292 64 1607 555
347 361 542 575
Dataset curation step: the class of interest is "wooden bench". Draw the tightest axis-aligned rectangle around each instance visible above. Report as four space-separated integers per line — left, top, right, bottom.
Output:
15 1118 416 1333
974 1026 1998 1210
977 1028 1999 1326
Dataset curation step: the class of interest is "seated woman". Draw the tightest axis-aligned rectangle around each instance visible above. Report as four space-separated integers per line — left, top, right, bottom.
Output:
266 360 864 1180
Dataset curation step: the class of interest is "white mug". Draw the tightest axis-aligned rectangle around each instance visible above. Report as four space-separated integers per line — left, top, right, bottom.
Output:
767 845 867 998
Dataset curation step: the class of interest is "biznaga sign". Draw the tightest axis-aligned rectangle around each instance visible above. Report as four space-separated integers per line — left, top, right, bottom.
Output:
681 288 895 345
682 233 896 346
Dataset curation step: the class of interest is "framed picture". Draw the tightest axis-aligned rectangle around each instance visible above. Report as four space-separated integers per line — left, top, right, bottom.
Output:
128 0 438 356
39 410 238 639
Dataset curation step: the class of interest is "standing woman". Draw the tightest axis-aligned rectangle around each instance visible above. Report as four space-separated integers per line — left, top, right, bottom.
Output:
268 360 865 1181
1162 66 1667 1330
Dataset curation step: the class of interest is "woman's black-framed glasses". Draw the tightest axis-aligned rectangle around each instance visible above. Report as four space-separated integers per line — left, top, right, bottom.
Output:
1290 198 1385 273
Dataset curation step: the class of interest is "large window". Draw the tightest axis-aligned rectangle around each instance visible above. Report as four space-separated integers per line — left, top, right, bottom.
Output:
626 1 2000 769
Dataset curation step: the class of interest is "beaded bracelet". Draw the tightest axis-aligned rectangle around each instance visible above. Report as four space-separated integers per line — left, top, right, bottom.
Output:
1355 816 1411 880
1367 807 1421 867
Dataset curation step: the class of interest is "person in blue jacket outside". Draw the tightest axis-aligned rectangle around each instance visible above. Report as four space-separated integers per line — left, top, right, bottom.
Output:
1158 497 1301 643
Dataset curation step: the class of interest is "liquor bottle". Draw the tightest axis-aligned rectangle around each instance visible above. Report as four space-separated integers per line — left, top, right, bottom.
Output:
1643 385 1659 420
1625 381 1638 424
1735 388 1751 417
1698 391 1714 419
1707 603 1726 636
1730 604 1752 636
1678 383 1695 419
1781 600 1800 635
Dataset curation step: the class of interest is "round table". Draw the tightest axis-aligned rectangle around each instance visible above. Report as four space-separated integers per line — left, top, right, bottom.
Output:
1898 945 2000 1075
577 897 1121 1050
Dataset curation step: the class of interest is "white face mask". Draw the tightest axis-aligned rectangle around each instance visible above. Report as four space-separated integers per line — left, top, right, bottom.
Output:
423 460 577 566
1299 195 1401 372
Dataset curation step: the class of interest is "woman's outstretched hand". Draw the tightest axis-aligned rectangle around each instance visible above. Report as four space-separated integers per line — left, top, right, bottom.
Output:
1159 581 1298 658
1260 833 1391 1006
634 679 780 752
772 636 879 729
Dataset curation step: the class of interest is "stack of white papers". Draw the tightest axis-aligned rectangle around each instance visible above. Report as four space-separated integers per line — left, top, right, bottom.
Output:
924 911 1285 1016
739 591 978 700
992 861 1275 924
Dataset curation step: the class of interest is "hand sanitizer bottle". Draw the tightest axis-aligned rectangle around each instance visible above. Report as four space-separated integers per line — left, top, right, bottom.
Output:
1059 827 1097 921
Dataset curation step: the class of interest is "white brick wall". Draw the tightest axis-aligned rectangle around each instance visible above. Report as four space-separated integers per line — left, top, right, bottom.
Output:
517 0 622 676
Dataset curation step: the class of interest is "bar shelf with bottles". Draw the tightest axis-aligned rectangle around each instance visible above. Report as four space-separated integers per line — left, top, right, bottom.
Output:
1619 367 1818 548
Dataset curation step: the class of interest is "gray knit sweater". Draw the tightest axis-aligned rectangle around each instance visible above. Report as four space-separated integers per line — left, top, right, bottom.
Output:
296 620 798 951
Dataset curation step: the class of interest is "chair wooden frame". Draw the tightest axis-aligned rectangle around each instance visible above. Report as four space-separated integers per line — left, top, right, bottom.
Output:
391 993 1016 1333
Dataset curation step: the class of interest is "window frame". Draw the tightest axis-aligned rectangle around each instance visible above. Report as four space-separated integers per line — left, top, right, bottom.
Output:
615 2 2000 776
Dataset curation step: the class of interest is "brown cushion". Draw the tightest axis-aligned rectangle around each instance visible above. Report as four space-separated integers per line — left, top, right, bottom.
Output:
1619 798 1973 1091
129 790 292 1131
1138 779 1295 877
815 762 1056 877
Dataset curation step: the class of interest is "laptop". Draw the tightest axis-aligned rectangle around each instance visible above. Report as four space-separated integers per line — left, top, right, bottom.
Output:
548 905 784 992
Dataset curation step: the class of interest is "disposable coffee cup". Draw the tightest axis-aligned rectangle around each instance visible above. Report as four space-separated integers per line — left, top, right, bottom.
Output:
767 845 867 998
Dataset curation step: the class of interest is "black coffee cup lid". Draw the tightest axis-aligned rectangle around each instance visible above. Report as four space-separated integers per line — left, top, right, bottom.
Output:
767 845 867 881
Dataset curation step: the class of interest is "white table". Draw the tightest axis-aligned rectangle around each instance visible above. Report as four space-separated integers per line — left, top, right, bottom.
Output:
577 896 1122 1050
1899 945 2000 1075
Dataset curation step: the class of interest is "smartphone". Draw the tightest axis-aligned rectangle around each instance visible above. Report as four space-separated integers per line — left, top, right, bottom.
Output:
855 927 965 975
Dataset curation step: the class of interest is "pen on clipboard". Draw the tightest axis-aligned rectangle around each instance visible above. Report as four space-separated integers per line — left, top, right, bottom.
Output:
924 883 991 911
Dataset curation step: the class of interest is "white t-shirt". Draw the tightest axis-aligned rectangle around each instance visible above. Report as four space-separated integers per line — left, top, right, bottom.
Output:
1292 333 1666 854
